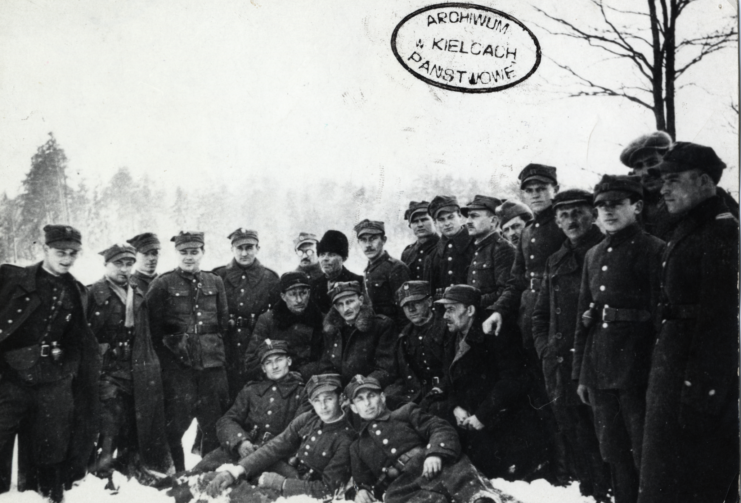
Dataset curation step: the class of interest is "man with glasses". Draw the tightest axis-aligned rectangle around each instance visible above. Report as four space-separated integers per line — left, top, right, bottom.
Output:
244 272 324 381
293 232 323 281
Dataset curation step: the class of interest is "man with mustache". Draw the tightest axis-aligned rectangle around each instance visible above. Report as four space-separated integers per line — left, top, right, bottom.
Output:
354 219 410 329
400 201 440 281
244 272 324 381
496 200 533 248
310 230 365 315
531 190 610 501
127 232 161 294
214 229 280 401
293 232 323 281
461 195 515 308
146 231 230 472
573 176 665 503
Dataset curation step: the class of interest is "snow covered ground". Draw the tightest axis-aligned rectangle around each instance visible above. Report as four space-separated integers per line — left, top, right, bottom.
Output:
0 421 603 503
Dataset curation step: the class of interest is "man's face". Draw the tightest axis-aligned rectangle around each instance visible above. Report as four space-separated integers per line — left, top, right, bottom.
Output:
178 247 204 272
521 182 557 214
310 390 342 423
358 234 386 261
402 298 433 326
409 213 436 240
281 286 310 314
232 243 259 267
661 170 705 214
631 151 664 193
261 353 292 381
319 252 344 277
296 242 318 267
555 205 596 242
501 216 528 246
442 303 473 333
596 198 642 233
43 246 79 276
333 294 363 324
136 249 159 275
435 211 464 238
105 257 135 285
350 389 386 420
465 209 497 238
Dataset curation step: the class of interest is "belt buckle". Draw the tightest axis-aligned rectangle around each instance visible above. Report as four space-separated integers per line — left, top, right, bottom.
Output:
40 344 50 357
530 278 538 290
602 306 613 322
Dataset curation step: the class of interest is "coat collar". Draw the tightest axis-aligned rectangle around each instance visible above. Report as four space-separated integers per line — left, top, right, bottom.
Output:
473 230 504 250
440 226 472 253
25 262 85 295
551 225 603 270
253 372 303 397
366 250 390 273
532 205 555 226
224 258 265 286
323 303 376 334
665 195 731 257
273 298 323 330
604 222 642 247
398 313 434 339
89 277 144 306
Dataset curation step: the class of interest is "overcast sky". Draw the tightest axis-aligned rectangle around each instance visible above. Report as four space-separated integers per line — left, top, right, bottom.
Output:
0 0 738 199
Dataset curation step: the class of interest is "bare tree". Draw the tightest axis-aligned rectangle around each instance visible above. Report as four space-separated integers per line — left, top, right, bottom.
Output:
535 0 738 139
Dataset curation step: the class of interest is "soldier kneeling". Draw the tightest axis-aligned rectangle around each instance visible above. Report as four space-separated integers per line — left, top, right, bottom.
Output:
347 375 499 503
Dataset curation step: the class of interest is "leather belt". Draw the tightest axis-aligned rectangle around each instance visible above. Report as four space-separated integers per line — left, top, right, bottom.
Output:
659 303 700 320
600 306 651 323
383 446 426 480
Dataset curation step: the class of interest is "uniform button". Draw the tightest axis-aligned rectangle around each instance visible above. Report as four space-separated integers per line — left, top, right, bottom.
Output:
447 257 452 261
266 424 270 427
531 238 535 243
198 321 203 325
601 266 607 271
557 357 563 363
555 333 562 339
240 302 244 306
95 312 100 316
334 343 338 347
440 442 445 447
709 389 716 396
305 445 310 450
270 397 274 402
472 271 476 275
267 411 272 415
448 244 452 249
535 223 540 228
272 386 277 391
7 320 11 324
16 309 20 313
372 424 377 429
197 312 202 316
554 286 560 291
607 247 613 252
662 319 667 324
684 381 692 387
311 436 316 441
602 323 608 328
530 272 535 277
25 297 29 301
662 262 666 267
530 255 534 259
391 448 397 454
318 430 322 434
599 285 606 291
555 308 561 314
383 439 388 444
472 280 476 283
473 261 477 265
448 271 453 275
242 275 246 279
376 431 381 435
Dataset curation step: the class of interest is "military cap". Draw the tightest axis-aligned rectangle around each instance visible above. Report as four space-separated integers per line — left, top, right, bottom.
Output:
428 195 461 219
127 232 161 253
44 225 82 251
594 175 644 203
280 271 311 293
344 374 382 401
659 141 726 184
354 219 385 238
228 228 259 247
306 373 342 400
461 195 502 216
518 164 558 189
404 201 431 221
317 230 349 260
293 232 318 250
328 281 362 303
552 189 594 210
171 231 204 250
395 280 431 307
496 200 534 226
434 284 482 307
620 131 673 168
99 243 136 263
257 338 289 363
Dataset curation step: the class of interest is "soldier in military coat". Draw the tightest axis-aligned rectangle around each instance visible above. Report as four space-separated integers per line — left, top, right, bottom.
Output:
127 232 161 294
423 196 475 301
400 201 440 281
0 225 100 502
639 143 739 503
244 272 324 381
213 228 280 401
573 176 665 503
145 231 230 471
310 230 365 315
497 199 533 247
461 195 515 307
205 374 356 501
347 375 498 503
354 219 411 329
87 243 170 476
531 190 610 501
292 232 324 281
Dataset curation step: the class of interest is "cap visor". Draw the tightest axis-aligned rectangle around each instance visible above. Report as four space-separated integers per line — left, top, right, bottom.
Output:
399 294 429 307
295 239 317 250
594 190 633 203
260 349 288 363
175 241 204 250
309 383 339 400
285 282 311 292
107 252 136 263
356 229 383 238
48 240 81 251
407 209 428 221
434 297 461 305
553 199 592 210
433 205 460 219
138 243 161 253
232 237 259 247
520 175 555 189
351 383 382 400
331 290 359 304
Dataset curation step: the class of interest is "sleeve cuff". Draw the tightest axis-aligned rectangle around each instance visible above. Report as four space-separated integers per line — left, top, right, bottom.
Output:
216 464 245 480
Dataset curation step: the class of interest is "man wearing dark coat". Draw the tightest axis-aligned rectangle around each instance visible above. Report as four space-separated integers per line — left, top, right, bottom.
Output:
423 195 475 300
310 230 365 315
497 199 533 248
347 374 498 503
400 201 440 281
244 272 324 381
292 232 324 281
531 190 610 501
355 219 411 329
213 228 280 401
639 143 739 503
127 232 161 294
432 285 546 480
0 225 100 502
146 231 230 472
461 195 515 308
573 176 665 503
87 243 171 476
318 281 396 388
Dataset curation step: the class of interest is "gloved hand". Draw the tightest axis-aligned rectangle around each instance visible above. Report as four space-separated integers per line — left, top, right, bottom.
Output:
258 472 286 492
237 440 255 458
205 471 234 497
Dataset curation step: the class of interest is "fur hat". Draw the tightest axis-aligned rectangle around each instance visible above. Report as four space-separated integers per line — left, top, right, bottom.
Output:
317 230 349 260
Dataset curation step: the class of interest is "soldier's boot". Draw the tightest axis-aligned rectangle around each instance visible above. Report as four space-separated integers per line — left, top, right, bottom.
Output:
37 463 64 503
609 459 639 503
90 435 115 476
548 431 572 486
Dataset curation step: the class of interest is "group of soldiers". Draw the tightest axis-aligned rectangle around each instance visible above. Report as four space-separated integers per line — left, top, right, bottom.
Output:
0 133 737 503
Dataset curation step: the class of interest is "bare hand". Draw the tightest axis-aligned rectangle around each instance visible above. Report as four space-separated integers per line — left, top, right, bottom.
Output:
422 455 442 479
577 384 591 406
206 471 234 497
463 415 485 431
355 488 375 503
483 312 503 336
238 440 255 458
453 406 470 427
